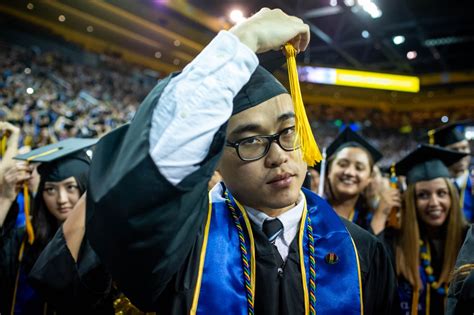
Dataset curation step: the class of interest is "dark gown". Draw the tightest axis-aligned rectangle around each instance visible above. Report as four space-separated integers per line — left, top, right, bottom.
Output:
0 201 114 314
86 73 399 314
447 225 474 315
380 226 469 315
28 226 115 314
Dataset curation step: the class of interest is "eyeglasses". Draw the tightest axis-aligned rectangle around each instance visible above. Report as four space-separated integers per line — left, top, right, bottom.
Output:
225 126 300 161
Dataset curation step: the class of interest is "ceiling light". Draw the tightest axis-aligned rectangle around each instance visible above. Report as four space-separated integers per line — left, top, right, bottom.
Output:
86 25 94 32
26 3 34 10
361 30 370 39
26 87 34 95
344 0 355 6
330 0 338 7
173 59 180 65
392 35 405 45
58 15 66 22
441 116 449 123
154 51 162 59
173 40 181 47
406 51 417 60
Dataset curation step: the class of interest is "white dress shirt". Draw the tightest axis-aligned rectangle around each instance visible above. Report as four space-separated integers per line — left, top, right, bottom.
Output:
245 192 305 261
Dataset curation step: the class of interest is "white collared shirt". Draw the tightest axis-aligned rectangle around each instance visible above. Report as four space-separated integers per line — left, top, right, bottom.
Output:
245 192 305 261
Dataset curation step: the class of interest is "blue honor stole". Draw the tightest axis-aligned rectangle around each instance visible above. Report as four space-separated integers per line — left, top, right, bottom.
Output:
190 187 363 315
461 174 473 222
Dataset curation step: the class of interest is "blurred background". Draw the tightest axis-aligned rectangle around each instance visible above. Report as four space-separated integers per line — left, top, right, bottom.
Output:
0 0 473 167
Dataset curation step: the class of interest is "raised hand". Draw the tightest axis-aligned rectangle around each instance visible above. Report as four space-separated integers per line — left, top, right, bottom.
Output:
229 8 310 54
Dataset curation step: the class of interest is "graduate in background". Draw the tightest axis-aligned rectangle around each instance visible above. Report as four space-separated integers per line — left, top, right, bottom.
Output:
0 138 102 314
86 8 398 315
321 126 401 233
380 144 469 315
423 121 473 222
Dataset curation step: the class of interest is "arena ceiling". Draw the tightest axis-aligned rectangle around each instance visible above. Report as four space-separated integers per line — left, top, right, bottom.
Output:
1 0 474 111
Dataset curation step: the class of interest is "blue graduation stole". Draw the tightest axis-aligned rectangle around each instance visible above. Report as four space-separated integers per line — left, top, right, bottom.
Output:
191 188 363 315
461 175 473 222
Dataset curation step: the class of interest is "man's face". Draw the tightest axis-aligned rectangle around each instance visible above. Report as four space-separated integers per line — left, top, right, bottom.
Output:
218 94 307 214
445 140 471 176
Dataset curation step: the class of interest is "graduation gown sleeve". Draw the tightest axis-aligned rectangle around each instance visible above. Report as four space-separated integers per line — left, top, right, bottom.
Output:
28 226 114 314
86 31 259 310
447 225 474 315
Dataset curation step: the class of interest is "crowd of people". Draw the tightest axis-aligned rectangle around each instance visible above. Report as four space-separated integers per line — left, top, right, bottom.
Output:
1 7 473 315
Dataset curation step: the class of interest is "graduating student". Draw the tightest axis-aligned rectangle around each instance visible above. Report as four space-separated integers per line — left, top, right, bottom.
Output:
0 138 108 314
380 144 469 315
86 8 398 314
321 126 401 233
424 121 473 222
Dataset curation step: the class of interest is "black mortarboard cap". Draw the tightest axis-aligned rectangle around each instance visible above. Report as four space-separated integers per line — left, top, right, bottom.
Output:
15 138 97 182
326 126 383 163
14 138 97 163
394 144 468 185
232 54 288 115
422 120 473 147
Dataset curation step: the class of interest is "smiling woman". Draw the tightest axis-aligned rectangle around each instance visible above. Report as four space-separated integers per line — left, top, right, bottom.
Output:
379 144 469 315
322 127 391 231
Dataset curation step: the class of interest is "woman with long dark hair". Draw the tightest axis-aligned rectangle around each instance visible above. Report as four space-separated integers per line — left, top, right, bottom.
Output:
322 127 401 232
381 144 469 315
0 138 103 314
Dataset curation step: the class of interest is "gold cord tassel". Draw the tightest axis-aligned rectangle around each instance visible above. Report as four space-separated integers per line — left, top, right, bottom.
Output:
23 181 35 244
427 129 435 145
1 135 6 157
284 44 322 166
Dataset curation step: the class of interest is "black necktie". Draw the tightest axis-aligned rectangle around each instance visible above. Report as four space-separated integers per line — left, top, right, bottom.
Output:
262 218 283 244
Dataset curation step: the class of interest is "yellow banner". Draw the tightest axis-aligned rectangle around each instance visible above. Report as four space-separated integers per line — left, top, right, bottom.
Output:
299 66 420 93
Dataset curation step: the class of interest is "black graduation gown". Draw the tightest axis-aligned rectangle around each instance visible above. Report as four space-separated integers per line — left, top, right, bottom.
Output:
28 226 115 314
0 201 114 315
86 73 400 314
446 225 474 315
380 227 469 315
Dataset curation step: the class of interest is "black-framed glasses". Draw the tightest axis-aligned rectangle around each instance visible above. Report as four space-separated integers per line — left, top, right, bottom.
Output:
225 126 300 161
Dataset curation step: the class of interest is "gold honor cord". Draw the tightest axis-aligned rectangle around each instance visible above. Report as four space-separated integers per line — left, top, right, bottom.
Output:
427 129 435 145
1 134 7 157
284 44 322 167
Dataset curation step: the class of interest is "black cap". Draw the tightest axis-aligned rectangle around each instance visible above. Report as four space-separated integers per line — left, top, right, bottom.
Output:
422 120 473 147
394 144 468 185
14 138 97 163
14 138 96 182
326 126 383 163
232 65 288 116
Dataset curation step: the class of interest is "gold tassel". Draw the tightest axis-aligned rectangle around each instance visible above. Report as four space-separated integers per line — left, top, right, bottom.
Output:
23 181 35 244
1 134 6 158
427 129 435 145
283 44 322 166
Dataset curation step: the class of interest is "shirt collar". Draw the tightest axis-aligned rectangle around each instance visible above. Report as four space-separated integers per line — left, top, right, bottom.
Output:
245 192 305 233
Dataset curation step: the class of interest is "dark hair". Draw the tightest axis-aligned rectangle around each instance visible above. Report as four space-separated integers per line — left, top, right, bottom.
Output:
23 154 89 272
325 144 375 229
